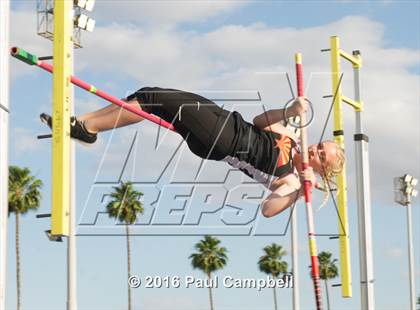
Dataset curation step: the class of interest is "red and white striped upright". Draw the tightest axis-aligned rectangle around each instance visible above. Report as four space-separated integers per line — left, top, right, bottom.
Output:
295 53 323 310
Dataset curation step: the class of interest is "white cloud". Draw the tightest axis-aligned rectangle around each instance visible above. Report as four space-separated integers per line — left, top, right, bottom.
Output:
11 127 41 156
76 25 216 89
74 97 104 116
94 0 249 27
385 247 404 259
9 9 51 81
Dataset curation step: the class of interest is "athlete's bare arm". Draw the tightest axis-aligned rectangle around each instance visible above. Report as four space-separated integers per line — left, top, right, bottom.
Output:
252 96 308 129
261 175 302 217
261 167 317 217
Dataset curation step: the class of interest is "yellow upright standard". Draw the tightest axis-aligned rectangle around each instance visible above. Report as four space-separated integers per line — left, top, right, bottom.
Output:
330 36 363 298
51 0 73 236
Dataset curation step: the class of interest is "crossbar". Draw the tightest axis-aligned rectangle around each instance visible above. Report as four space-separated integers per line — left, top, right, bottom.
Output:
11 47 176 132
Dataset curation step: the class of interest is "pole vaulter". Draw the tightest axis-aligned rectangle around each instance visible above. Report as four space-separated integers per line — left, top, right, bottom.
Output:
295 53 323 310
11 47 175 132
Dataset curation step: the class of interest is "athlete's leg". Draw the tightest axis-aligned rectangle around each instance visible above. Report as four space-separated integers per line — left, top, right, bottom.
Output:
40 99 144 144
43 87 237 152
77 103 120 122
80 99 146 133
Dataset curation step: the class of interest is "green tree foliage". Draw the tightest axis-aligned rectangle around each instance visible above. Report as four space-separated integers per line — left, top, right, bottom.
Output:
258 243 288 310
106 181 144 310
190 236 228 310
8 166 43 310
318 251 339 310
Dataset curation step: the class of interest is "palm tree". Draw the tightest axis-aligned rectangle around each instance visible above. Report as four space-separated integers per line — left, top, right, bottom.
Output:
318 251 339 310
8 166 43 310
189 236 228 310
258 243 288 310
106 181 144 310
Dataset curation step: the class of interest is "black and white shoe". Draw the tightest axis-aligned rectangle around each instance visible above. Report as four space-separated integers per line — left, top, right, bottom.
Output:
40 113 97 144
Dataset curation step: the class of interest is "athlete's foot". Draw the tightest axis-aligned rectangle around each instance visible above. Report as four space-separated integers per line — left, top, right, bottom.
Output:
40 113 98 144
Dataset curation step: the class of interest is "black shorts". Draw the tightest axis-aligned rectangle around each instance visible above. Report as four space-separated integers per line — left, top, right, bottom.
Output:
126 87 239 160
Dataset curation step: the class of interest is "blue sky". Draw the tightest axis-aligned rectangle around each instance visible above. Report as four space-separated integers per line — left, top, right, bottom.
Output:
5 1 420 309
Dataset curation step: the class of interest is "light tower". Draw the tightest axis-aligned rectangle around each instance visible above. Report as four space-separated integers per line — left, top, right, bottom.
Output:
0 2 10 310
37 0 95 48
394 174 418 310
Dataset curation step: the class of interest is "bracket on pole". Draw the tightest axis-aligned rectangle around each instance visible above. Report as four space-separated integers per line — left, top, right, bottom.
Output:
37 134 52 139
0 103 9 113
36 213 52 218
39 55 53 60
45 230 63 242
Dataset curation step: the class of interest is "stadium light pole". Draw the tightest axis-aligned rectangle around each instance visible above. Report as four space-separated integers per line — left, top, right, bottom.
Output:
394 174 418 310
0 1 10 309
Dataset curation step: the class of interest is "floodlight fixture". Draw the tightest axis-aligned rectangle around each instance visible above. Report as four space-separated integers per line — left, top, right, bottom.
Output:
76 13 87 28
85 17 95 32
75 13 95 32
85 0 95 12
74 0 87 8
394 174 419 206
74 0 95 12
403 174 414 184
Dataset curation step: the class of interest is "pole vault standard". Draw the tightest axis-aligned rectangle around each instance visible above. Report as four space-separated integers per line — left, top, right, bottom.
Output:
10 47 176 132
328 36 375 307
295 53 323 310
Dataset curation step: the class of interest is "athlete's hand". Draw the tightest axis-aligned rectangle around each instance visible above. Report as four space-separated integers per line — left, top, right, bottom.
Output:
290 96 309 115
299 167 317 187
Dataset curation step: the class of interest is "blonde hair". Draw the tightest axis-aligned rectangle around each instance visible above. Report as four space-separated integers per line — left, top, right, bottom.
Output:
321 140 345 180
318 141 345 210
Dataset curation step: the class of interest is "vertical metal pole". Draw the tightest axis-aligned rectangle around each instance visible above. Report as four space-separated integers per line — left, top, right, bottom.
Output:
51 0 73 236
67 48 77 310
330 36 352 298
0 2 10 309
406 203 416 310
67 157 77 310
291 208 299 310
353 50 375 310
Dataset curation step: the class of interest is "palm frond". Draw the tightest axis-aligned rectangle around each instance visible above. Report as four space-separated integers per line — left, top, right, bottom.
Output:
106 181 144 225
189 236 228 275
8 166 43 214
258 243 288 277
318 251 339 280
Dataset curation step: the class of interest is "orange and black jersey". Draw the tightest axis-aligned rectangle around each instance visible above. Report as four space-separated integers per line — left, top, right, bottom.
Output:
223 112 298 187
